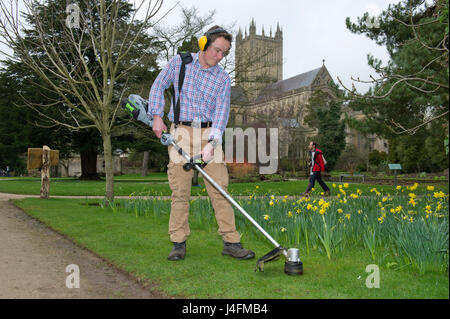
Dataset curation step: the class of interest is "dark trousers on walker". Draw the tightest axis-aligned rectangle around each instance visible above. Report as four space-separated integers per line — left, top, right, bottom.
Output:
305 171 330 193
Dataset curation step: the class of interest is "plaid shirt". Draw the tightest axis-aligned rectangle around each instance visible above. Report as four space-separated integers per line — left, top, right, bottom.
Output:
149 52 231 143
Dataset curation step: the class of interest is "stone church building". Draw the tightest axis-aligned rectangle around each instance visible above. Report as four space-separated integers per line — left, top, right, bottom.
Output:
229 20 388 165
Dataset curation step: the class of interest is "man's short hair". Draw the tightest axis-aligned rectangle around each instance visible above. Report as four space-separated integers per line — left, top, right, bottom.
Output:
206 25 233 47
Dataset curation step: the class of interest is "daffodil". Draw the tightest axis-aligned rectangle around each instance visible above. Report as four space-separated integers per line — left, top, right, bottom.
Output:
288 211 293 218
264 214 270 220
269 201 274 206
337 208 343 214
433 191 446 199
345 213 351 220
427 186 434 191
344 183 349 188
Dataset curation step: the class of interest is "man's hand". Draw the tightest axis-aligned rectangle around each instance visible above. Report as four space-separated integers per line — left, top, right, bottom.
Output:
152 115 167 138
201 142 215 162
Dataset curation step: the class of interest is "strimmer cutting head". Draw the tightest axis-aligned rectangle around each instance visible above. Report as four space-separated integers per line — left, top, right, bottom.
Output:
255 247 303 275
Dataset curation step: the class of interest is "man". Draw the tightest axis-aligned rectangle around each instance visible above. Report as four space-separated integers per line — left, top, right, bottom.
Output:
301 141 331 197
149 26 255 261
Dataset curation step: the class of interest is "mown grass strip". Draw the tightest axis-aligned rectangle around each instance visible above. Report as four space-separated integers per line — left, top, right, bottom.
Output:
14 198 449 299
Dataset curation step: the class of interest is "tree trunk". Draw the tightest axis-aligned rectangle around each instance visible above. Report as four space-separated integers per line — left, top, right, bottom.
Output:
61 160 69 177
142 151 149 176
40 145 50 199
102 131 114 202
79 149 100 180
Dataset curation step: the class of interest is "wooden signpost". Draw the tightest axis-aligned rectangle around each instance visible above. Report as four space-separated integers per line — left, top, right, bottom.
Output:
27 146 59 199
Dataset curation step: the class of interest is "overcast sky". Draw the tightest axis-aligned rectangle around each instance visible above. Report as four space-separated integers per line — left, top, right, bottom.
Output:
0 0 402 93
152 0 402 93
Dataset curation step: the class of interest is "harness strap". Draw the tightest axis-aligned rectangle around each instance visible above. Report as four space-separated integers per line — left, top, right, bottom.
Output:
173 52 193 125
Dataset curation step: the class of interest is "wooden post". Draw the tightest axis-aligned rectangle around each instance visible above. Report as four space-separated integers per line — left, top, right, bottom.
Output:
40 145 50 199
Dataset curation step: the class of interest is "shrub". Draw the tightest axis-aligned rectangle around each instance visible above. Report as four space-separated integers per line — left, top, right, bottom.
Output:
227 162 257 179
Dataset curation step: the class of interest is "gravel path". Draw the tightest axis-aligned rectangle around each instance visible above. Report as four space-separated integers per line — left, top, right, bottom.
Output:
0 193 165 299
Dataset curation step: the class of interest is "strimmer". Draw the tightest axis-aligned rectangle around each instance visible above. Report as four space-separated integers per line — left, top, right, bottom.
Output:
121 94 303 275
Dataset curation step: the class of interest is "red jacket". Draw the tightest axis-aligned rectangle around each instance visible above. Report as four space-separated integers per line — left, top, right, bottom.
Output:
312 148 326 172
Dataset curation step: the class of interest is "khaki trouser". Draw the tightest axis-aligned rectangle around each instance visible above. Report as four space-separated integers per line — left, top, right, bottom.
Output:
167 124 241 244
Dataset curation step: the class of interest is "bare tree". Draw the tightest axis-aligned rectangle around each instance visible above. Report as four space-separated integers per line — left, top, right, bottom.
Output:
0 0 164 200
152 4 216 62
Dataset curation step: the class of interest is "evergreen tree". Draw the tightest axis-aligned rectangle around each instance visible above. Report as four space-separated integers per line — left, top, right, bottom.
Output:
344 0 449 172
304 85 346 171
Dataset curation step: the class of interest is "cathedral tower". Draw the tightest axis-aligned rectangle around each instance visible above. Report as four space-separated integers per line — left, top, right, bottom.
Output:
235 19 283 102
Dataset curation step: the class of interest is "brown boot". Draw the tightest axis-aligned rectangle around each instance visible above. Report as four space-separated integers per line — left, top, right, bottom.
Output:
168 241 186 261
222 242 255 260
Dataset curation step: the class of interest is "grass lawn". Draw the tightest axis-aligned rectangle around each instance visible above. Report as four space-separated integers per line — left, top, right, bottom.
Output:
13 197 449 299
1 174 448 197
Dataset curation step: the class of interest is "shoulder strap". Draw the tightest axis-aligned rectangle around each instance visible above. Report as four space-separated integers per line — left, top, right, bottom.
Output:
173 52 193 125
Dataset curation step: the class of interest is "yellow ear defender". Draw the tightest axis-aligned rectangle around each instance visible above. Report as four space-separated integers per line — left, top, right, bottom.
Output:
198 35 208 51
198 28 228 51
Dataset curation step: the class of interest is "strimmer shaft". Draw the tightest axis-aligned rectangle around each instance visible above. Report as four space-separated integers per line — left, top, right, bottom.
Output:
169 140 281 248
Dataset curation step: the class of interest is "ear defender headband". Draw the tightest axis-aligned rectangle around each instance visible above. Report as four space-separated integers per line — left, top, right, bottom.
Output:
198 28 228 51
